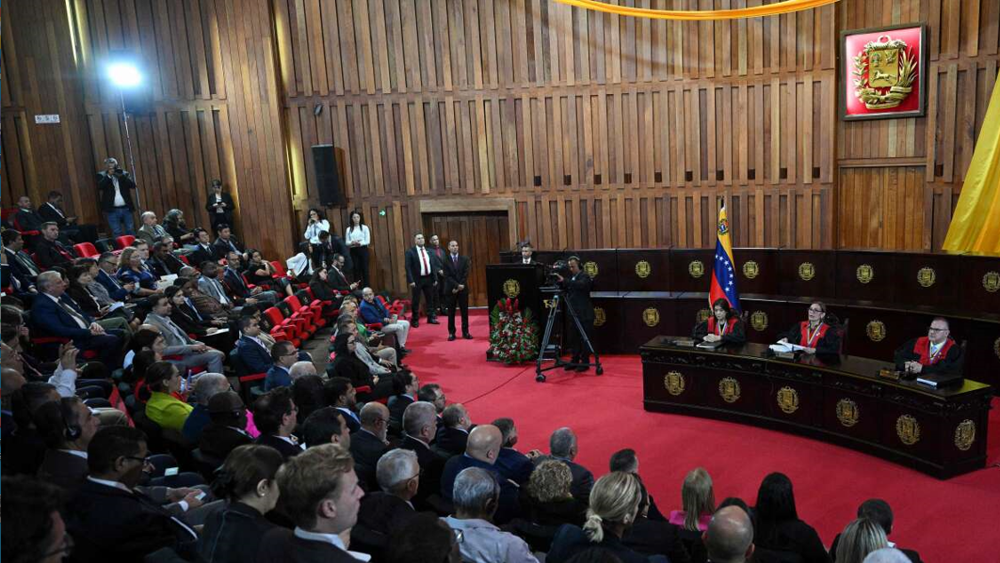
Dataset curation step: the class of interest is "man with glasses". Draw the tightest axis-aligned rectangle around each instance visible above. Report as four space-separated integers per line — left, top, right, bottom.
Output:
1 475 74 563
266 341 301 391
65 426 199 561
894 317 963 376
350 402 393 490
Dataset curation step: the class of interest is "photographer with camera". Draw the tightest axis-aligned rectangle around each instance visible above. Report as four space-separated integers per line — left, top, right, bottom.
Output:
96 157 138 237
551 256 595 372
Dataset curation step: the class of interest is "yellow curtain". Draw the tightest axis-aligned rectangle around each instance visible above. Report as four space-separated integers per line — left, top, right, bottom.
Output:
553 0 838 21
943 77 1000 255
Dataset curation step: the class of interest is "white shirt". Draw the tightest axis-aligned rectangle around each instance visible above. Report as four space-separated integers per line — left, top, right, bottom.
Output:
304 219 331 244
417 246 431 276
46 202 66 219
60 449 88 459
48 362 79 398
346 224 370 247
44 293 88 329
88 475 132 493
293 528 371 561
111 174 126 207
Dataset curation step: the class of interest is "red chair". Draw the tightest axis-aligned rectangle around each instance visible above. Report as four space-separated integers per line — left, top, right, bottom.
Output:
179 254 190 265
271 260 308 289
285 296 320 332
288 295 324 328
264 306 301 346
73 242 100 258
115 235 136 249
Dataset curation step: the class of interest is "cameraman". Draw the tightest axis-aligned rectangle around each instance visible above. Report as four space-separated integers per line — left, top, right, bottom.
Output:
96 157 138 237
552 256 595 372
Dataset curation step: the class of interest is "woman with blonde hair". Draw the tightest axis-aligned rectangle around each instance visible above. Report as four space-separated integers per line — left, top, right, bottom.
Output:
836 518 888 563
670 467 716 532
519 460 587 552
546 471 652 563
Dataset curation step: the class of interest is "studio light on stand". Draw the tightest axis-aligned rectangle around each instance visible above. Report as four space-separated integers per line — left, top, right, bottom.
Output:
107 55 144 209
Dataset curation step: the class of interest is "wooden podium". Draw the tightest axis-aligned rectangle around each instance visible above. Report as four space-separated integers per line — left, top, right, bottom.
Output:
485 264 548 357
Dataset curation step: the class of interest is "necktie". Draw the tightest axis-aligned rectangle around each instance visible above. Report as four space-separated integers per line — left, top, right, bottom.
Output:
452 255 458 267
185 299 204 321
212 279 230 305
58 298 89 329
18 252 39 276
228 240 237 253
419 247 429 276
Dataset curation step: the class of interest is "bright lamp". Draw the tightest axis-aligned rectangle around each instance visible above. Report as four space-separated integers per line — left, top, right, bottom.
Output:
107 62 142 88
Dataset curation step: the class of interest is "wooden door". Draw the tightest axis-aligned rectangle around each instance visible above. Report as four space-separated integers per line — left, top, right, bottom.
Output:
423 212 510 307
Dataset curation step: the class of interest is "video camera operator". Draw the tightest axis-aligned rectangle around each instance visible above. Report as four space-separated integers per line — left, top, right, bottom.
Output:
551 256 595 372
96 157 138 237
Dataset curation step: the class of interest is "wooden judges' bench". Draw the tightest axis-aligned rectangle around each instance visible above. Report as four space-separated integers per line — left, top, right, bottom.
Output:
499 248 1000 392
639 339 992 478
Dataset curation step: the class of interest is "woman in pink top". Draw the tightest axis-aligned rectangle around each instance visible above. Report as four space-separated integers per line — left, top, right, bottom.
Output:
669 467 716 531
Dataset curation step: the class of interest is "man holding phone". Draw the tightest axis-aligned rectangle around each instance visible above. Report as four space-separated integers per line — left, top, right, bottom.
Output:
97 157 138 237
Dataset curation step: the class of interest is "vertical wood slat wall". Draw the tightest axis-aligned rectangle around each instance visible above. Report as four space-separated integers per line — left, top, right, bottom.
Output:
2 0 999 296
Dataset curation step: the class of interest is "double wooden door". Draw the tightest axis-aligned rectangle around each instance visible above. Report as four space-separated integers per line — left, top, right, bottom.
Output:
422 212 510 307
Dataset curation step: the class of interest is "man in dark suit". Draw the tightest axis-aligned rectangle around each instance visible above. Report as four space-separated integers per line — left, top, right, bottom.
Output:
439 424 520 524
519 241 537 265
253 387 304 459
404 233 439 328
96 157 138 237
428 235 447 316
829 499 923 563
302 407 352 450
31 271 122 368
206 179 235 234
442 240 472 340
328 377 362 434
148 241 185 278
352 448 420 557
265 341 299 391
256 444 362 563
3 229 41 286
329 253 362 298
224 251 279 305
13 195 45 233
554 255 596 371
350 402 392 491
38 190 99 243
434 403 472 458
400 401 447 510
199 391 253 462
492 417 538 486
549 426 594 506
95 251 135 301
188 228 217 268
33 222 78 269
235 316 274 374
65 426 199 562
35 396 103 492
212 224 245 261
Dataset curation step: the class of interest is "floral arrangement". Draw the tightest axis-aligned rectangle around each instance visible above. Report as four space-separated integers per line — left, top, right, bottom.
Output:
488 298 539 364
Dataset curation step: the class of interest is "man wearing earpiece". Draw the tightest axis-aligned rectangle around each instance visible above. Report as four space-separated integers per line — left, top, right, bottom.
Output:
552 256 595 372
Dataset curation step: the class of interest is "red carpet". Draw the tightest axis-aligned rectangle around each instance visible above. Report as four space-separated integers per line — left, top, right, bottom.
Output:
401 310 1000 562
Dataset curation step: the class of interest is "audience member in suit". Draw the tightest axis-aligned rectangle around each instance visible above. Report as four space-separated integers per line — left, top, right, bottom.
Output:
148 241 185 278
255 444 364 563
30 271 123 368
266 341 299 391
418 383 448 430
324 253 361 298
753 472 832 563
301 406 352 451
404 233 439 327
434 403 472 458
145 294 226 374
622 479 692 563
165 285 233 353
399 401 447 510
199 261 242 311
326 376 362 434
2 475 72 563
97 157 138 236
350 402 392 491
236 316 275 375
828 499 923 563
212 224 245 258
253 387 304 459
198 444 283 563
439 425 521 525
549 427 595 507
493 417 539 485
34 222 78 269
13 195 45 233
442 239 472 340
199 391 254 462
95 251 135 301
308 269 344 313
189 229 218 268
702 506 755 563
1 368 26 442
206 180 235 234
443 467 539 563
359 286 411 351
137 211 169 246
37 190 98 242
610 448 666 522
181 373 231 444
3 229 42 285
224 251 280 305
65 426 199 562
352 448 420 558
34 396 104 491
546 472 658 563
327 332 394 401
517 460 588 552
386 370 418 434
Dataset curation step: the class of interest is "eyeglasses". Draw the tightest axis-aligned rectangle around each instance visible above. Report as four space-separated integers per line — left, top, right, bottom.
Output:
928 327 948 332
124 455 153 466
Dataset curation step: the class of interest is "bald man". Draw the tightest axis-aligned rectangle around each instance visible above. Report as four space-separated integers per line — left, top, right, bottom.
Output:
439 424 520 524
703 506 755 563
351 402 392 491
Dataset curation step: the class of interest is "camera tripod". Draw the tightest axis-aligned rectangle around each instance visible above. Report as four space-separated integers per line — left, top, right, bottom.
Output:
535 287 603 382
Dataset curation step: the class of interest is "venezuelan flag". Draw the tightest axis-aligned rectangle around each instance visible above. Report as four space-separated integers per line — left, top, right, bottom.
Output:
709 202 741 312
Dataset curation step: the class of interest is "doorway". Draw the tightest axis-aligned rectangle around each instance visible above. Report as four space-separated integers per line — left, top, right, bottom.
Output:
422 212 510 307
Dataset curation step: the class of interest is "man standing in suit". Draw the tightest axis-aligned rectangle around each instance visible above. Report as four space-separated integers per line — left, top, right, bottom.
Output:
434 403 472 458
428 235 447 316
256 444 363 563
253 387 304 459
34 223 78 269
553 256 596 371
350 402 392 491
145 293 226 374
97 157 138 237
443 240 472 341
519 241 537 265
65 426 199 561
404 233 439 328
549 426 594 506
38 190 98 243
31 271 122 368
